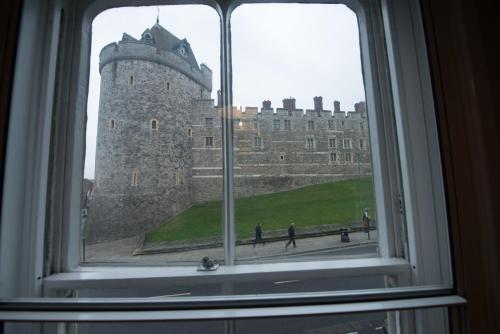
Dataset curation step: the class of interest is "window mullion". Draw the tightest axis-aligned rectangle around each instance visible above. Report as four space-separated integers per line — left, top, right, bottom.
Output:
221 11 235 265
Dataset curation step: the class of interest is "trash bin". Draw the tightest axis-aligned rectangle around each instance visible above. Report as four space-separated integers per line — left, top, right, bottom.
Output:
340 228 350 242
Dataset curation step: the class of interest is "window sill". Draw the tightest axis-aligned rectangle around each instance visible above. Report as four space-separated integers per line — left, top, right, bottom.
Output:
44 258 409 291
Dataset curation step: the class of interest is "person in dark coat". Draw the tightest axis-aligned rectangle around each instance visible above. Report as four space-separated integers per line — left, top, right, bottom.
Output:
285 222 296 249
253 223 265 247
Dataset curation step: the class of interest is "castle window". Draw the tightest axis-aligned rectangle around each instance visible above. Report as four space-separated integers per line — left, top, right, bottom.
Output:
205 117 213 128
328 120 334 129
165 81 170 91
253 136 262 148
341 120 345 127
284 119 291 130
329 138 337 148
131 170 139 186
345 152 352 163
307 120 315 131
128 75 134 85
143 33 152 43
359 139 364 149
343 138 351 149
330 152 337 162
279 154 285 161
273 119 280 130
306 137 315 149
150 119 158 131
175 169 184 186
108 119 116 129
187 128 192 137
205 136 213 147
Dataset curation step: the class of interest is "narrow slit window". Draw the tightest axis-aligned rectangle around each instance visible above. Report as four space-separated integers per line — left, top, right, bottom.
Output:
151 119 158 131
131 170 139 186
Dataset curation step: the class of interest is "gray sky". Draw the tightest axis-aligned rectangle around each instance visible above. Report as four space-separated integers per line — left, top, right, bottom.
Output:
85 4 365 179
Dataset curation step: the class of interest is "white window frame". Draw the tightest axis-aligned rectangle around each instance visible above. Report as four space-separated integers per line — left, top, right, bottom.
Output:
0 0 456 331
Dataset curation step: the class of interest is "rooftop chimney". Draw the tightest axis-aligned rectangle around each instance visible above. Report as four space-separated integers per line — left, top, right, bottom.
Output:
354 101 366 113
313 96 323 111
334 100 341 113
282 97 296 111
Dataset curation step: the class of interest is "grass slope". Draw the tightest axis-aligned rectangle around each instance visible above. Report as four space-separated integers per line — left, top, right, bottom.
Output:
146 177 375 243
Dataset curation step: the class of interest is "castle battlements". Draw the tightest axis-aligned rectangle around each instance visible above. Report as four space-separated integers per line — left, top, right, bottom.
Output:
225 99 366 120
99 24 212 91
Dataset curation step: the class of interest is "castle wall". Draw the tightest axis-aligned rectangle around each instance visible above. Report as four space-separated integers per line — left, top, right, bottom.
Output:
191 105 372 203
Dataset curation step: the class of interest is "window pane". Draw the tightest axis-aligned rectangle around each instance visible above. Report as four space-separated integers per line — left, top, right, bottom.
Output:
82 5 222 264
231 4 377 262
5 308 450 333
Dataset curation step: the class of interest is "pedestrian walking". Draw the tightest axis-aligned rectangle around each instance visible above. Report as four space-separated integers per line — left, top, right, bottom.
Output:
362 208 371 240
285 222 296 249
253 223 265 247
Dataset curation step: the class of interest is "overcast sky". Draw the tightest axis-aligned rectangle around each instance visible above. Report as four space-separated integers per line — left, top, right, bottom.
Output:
85 4 365 179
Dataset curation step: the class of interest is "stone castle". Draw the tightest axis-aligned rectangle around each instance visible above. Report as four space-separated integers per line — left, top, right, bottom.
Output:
85 22 372 243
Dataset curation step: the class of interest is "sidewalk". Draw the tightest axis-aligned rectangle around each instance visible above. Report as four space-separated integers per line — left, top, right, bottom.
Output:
84 230 378 264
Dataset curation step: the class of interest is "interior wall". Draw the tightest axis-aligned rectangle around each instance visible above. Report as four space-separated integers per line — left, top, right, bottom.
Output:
419 0 500 332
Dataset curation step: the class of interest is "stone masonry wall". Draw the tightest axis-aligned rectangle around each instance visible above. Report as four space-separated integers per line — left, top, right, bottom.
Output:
86 57 209 243
191 104 372 202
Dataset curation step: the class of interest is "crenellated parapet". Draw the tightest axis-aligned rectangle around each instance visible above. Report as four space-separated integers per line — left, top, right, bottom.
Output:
230 98 367 119
100 39 212 91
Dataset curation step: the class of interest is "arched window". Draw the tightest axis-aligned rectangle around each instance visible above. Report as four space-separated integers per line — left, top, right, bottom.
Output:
150 119 158 131
165 81 170 91
187 128 192 137
143 33 152 44
108 119 115 129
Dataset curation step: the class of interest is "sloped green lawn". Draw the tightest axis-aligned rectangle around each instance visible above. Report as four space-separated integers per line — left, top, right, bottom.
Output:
146 177 376 243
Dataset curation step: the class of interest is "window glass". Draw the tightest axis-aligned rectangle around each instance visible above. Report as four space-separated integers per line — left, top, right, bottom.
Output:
232 4 376 262
8 308 448 334
82 5 222 264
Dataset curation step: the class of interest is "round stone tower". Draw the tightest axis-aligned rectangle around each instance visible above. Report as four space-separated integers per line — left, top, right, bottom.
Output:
86 22 212 243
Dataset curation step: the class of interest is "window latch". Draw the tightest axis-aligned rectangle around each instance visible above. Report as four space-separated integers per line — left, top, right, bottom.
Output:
197 257 219 271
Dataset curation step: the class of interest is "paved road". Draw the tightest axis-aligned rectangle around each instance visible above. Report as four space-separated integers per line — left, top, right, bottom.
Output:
85 230 379 264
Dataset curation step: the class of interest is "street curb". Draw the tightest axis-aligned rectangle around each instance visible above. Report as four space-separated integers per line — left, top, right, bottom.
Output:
133 226 377 256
